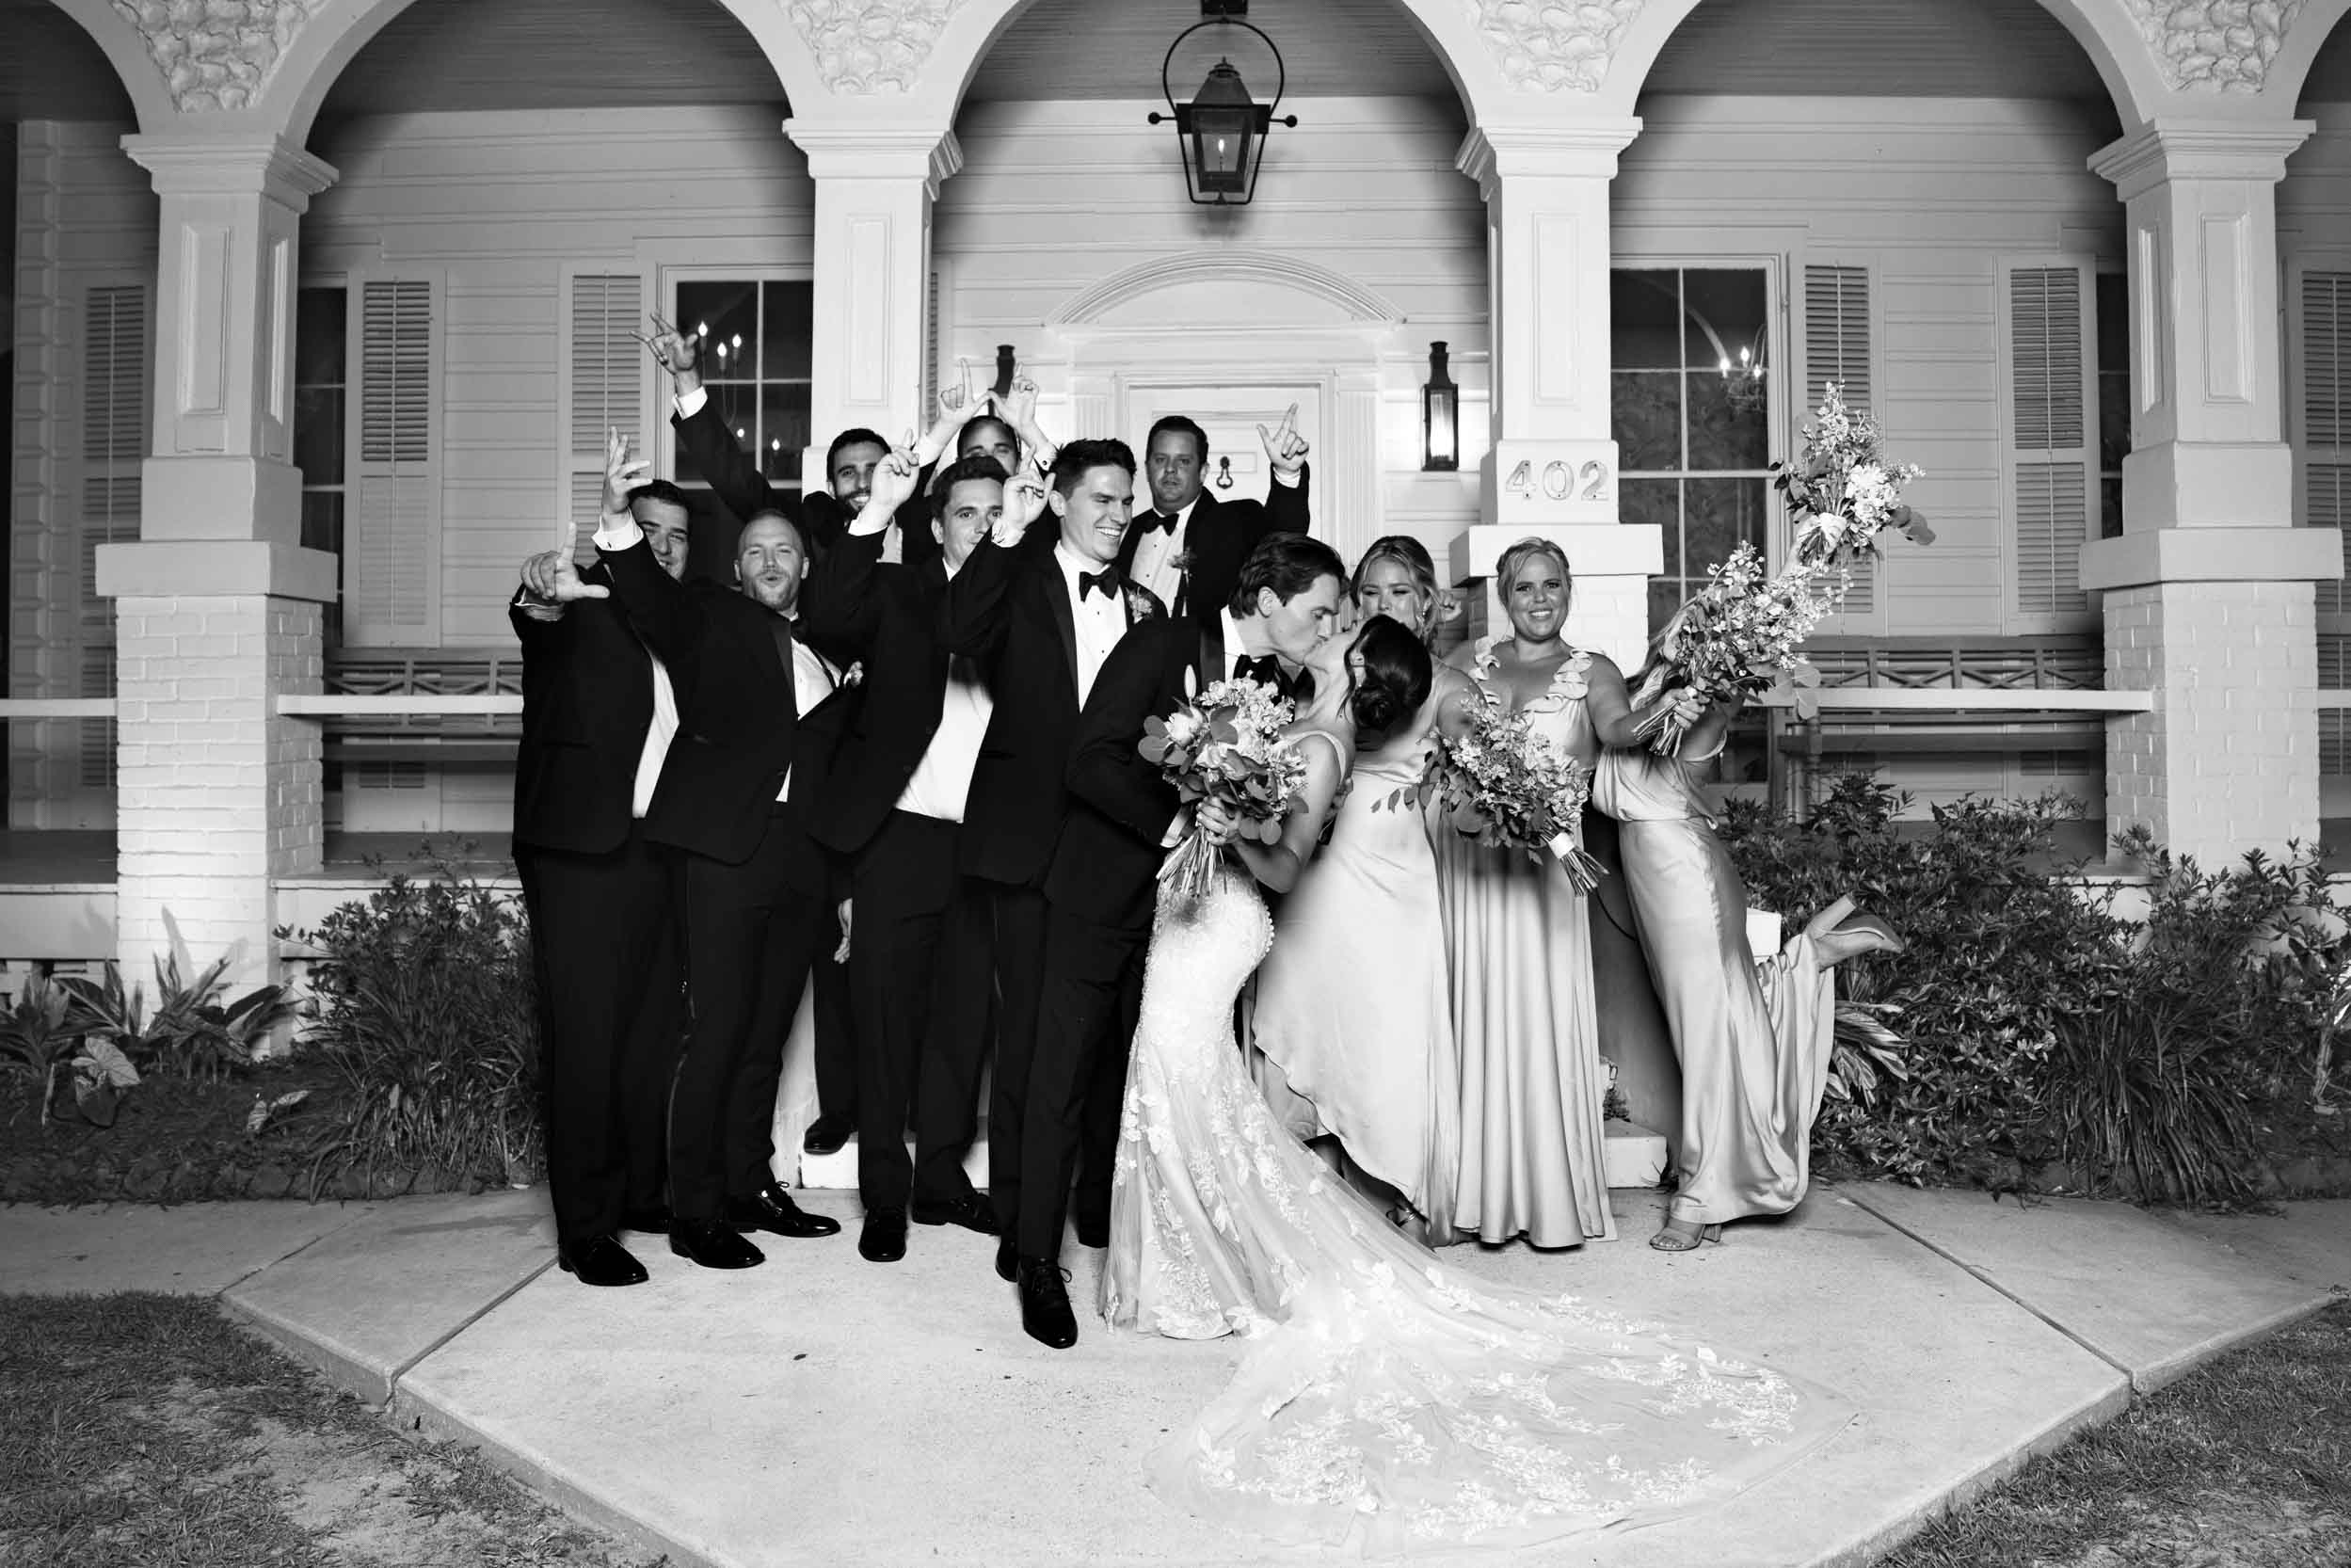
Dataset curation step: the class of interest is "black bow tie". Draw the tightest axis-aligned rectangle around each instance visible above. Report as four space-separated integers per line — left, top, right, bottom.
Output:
1079 568 1122 602
1234 652 1315 702
1137 510 1177 536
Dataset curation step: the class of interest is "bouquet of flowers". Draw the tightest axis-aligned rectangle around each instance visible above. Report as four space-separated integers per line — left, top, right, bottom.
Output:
1630 384 1931 756
1422 693 1606 892
1140 677 1308 911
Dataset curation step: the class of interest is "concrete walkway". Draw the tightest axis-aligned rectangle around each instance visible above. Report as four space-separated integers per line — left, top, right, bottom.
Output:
3 1183 2344 1568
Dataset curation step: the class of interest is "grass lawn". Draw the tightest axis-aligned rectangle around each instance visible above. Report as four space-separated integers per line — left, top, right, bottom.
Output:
1883 1300 2351 1568
0 1291 661 1567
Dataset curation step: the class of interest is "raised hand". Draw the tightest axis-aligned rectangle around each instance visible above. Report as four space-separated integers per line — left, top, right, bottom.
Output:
1259 403 1309 480
1004 373 1039 433
601 426 649 517
641 312 701 394
997 471 1048 548
866 447 922 516
937 357 976 424
521 546 608 603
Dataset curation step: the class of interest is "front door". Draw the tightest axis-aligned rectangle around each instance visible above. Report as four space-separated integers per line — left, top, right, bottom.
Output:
1124 383 1324 534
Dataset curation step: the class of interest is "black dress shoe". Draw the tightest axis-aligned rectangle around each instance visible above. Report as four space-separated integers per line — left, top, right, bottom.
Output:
995 1235 1018 1284
802 1113 854 1156
1016 1257 1079 1350
911 1192 1000 1236
859 1206 909 1263
619 1206 672 1235
669 1219 764 1270
722 1183 842 1239
557 1234 648 1288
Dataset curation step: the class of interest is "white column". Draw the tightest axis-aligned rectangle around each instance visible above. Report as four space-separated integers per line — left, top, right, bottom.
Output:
104 134 339 989
2081 120 2337 865
785 121 959 486
1450 120 1658 672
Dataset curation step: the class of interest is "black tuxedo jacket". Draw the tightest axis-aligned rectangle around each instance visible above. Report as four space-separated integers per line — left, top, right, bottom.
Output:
796 525 962 857
508 567 662 857
1117 464 1311 627
944 536 1164 888
599 536 856 878
1046 616 1205 931
674 396 942 568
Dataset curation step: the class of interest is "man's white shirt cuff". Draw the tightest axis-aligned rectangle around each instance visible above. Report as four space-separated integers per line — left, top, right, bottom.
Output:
594 515 644 552
675 385 708 419
1271 468 1300 488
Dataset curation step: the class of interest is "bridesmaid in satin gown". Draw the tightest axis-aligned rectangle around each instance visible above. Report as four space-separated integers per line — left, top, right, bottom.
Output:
1250 540 1475 1242
1436 538 1693 1248
1594 692 1905 1249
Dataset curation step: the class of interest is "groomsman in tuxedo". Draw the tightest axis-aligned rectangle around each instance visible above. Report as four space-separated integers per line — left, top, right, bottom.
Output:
508 481 696 1288
528 432 853 1269
645 319 865 1159
799 449 1051 1262
1011 532 1349 1348
940 440 1164 1298
1121 408 1313 626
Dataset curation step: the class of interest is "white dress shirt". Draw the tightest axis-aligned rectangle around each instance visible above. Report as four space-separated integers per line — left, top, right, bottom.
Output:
1128 469 1303 612
1054 542 1128 706
898 556 993 823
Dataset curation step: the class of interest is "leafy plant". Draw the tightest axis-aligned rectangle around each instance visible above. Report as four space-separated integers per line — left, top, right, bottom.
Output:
1826 1000 1909 1108
2043 990 2261 1208
286 868 540 1193
57 954 298 1082
0 973 93 1125
69 1037 140 1128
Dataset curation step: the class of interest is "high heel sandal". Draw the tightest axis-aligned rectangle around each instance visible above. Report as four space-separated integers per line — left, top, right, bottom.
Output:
1648 1216 1724 1252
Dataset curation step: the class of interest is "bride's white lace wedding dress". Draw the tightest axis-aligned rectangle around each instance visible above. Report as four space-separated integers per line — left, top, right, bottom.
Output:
1101 856 1853 1555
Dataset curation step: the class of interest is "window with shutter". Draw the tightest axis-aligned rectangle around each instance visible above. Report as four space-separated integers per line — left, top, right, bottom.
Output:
2007 263 2093 622
1802 264 1876 616
77 284 146 796
348 278 440 646
565 273 645 552
2304 271 2351 616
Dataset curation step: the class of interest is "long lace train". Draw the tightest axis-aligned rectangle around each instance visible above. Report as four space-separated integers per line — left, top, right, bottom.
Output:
1101 863 1853 1554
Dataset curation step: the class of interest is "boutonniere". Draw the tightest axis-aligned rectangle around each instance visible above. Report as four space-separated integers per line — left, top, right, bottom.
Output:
842 661 866 688
1121 580 1163 622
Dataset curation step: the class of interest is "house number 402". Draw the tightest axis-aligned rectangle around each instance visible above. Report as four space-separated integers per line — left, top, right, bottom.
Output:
1504 458 1611 504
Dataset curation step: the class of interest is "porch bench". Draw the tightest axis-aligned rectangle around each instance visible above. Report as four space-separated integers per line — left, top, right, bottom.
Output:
312 648 522 763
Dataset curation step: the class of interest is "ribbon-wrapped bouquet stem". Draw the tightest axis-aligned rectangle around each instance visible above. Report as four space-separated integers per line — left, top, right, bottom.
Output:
1631 384 1933 756
1140 677 1307 911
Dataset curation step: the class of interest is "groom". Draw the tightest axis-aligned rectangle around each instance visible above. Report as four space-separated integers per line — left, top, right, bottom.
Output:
1010 532 1349 1349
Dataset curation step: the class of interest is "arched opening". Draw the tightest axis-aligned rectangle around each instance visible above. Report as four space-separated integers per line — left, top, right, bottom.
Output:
296 0 793 838
1619 0 2126 833
5 0 151 831
940 0 1479 575
2288 16 2351 821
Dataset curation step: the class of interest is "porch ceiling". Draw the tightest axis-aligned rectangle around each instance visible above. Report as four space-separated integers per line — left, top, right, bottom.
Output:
311 0 786 126
1 0 135 122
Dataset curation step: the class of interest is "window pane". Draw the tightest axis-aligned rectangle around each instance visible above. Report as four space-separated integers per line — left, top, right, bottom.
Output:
1686 476 1769 566
677 280 758 382
760 382 812 483
294 386 344 485
1648 578 1687 634
1622 479 1680 575
1611 371 1683 471
2100 476 2123 540
1610 270 1682 369
1682 270 1767 371
300 489 344 555
296 286 345 386
761 280 813 382
1687 371 1769 470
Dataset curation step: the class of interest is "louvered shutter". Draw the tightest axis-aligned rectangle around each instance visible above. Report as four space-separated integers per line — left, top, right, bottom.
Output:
923 264 940 418
566 273 642 555
1802 264 1876 615
2305 272 2351 615
347 279 439 646
78 284 146 792
2008 263 2092 621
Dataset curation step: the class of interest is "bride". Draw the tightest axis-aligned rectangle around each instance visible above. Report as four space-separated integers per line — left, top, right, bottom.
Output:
1099 614 1852 1554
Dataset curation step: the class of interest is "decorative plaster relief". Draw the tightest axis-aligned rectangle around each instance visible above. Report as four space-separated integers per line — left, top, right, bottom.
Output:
111 0 325 113
1469 0 1645 95
786 0 968 95
2122 0 2308 93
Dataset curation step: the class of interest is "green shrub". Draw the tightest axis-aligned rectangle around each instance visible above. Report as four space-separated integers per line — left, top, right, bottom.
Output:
285 868 541 1194
58 955 297 1083
1720 773 2348 1206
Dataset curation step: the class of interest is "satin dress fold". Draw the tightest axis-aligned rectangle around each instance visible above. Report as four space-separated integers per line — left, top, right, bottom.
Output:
1593 746 1838 1225
1250 726 1460 1242
1100 845 1853 1554
1434 641 1614 1247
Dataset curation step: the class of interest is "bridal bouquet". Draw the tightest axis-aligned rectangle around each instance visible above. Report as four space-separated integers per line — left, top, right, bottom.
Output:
1629 384 1931 756
1424 693 1606 892
1140 676 1307 911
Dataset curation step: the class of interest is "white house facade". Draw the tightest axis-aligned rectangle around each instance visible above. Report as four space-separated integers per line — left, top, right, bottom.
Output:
6 0 2351 991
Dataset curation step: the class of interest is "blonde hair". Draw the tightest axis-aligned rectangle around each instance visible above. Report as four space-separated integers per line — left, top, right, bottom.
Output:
1351 536 1447 642
1494 536 1573 600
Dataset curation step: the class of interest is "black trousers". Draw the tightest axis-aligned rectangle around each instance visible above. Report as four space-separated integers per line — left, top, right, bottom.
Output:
1016 902 1145 1260
848 809 993 1209
667 806 831 1221
810 921 856 1128
984 881 1048 1238
516 827 683 1245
